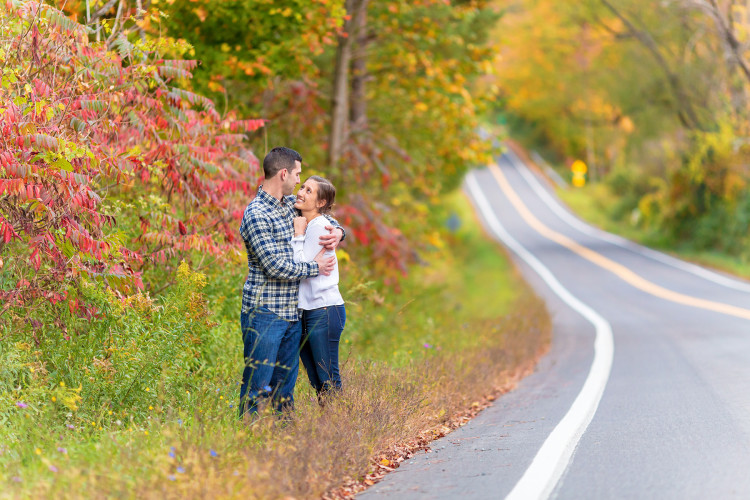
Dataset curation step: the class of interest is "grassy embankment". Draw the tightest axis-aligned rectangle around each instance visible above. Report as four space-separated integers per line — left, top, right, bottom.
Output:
0 192 550 499
557 184 750 279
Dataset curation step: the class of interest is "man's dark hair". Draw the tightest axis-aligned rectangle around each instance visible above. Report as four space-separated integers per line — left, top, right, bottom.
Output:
263 147 302 179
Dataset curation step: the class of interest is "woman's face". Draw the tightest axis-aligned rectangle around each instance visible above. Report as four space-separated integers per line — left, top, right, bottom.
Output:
294 179 323 213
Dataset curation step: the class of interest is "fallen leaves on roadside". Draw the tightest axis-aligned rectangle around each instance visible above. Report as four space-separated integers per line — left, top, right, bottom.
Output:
323 363 536 500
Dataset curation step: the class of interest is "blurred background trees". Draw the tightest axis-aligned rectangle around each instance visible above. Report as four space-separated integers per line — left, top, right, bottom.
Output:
494 0 750 260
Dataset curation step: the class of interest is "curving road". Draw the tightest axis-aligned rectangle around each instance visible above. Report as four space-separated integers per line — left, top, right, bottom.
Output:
359 151 750 499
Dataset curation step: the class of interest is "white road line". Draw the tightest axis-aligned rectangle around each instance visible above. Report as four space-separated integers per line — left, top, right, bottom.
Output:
465 172 614 500
503 149 750 293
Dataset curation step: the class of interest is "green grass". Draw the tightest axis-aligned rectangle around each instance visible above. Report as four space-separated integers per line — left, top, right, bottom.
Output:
344 191 518 362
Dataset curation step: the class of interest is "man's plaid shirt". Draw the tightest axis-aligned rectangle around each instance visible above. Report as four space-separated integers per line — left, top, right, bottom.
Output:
239 186 341 321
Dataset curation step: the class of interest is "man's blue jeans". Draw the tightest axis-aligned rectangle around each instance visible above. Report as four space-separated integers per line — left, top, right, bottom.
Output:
239 306 302 416
300 305 346 396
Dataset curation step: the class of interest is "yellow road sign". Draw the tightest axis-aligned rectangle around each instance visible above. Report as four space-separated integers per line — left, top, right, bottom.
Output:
571 160 587 174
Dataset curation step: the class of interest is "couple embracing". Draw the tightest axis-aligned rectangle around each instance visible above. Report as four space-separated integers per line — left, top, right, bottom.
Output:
238 146 347 416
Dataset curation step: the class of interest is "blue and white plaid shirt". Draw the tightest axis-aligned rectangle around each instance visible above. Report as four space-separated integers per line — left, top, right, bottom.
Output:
239 186 342 321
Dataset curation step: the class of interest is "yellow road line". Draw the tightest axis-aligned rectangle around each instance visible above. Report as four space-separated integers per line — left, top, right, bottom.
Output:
489 162 750 321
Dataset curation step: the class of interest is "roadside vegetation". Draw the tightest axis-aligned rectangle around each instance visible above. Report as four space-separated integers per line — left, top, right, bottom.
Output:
0 192 549 498
0 2 550 498
556 182 750 280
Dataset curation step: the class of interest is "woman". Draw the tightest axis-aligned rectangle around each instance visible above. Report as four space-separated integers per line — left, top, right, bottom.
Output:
292 175 346 397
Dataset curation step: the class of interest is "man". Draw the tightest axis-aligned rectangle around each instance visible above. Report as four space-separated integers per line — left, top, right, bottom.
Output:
238 146 344 416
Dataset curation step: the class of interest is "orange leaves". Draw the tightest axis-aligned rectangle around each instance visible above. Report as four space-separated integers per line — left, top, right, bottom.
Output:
226 119 266 133
0 178 26 197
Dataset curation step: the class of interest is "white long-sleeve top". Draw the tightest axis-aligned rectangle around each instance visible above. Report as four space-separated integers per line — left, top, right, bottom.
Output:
291 215 345 310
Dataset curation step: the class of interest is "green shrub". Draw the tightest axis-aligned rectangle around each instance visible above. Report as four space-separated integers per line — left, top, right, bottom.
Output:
0 262 219 446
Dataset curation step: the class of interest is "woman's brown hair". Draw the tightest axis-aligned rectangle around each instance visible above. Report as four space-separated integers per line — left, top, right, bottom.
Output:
307 175 336 215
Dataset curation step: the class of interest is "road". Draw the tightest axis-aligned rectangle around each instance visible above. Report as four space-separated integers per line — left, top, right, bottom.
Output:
359 151 750 499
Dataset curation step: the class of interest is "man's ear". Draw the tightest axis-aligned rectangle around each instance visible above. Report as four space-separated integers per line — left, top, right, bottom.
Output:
279 168 288 181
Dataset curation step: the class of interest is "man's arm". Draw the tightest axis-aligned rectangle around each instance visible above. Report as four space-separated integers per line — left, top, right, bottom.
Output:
320 214 345 250
242 211 319 280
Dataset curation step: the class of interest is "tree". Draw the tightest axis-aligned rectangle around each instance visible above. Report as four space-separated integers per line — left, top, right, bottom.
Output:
0 1 263 332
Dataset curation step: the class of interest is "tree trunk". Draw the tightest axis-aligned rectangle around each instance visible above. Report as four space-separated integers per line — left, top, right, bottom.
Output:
328 0 357 168
350 0 371 131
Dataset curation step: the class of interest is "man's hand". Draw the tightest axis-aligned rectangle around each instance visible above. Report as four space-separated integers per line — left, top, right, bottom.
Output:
319 226 343 251
293 216 307 237
314 248 335 276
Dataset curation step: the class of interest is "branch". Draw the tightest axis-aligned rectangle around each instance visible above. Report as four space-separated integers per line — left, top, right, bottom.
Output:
704 0 750 84
600 0 701 129
89 0 120 23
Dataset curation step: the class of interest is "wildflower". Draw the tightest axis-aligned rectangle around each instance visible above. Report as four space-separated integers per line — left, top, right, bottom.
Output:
210 449 218 458
263 385 272 392
49 465 58 473
176 466 185 474
51 397 56 402
168 475 176 481
145 388 150 392
16 402 28 409
57 447 67 454
229 404 233 408
149 406 154 410
12 476 21 482
35 448 42 455
177 419 183 426
66 425 75 430
423 343 432 349
60 381 65 387
168 451 175 458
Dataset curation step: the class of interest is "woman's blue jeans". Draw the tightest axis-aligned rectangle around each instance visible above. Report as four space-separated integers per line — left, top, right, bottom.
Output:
300 305 346 396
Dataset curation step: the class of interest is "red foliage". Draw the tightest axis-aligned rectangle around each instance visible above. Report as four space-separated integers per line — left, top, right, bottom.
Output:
0 2 263 324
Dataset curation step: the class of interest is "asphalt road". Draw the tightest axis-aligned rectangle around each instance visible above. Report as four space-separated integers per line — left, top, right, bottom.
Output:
359 151 750 499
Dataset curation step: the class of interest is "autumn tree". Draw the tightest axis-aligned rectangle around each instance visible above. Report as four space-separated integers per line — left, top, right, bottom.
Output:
0 1 263 332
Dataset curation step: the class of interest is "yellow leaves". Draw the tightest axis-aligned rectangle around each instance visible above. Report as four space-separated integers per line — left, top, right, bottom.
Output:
620 116 635 134
207 81 225 93
15 342 32 351
53 383 83 411
336 248 351 264
193 7 207 22
426 232 444 249
270 7 293 17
